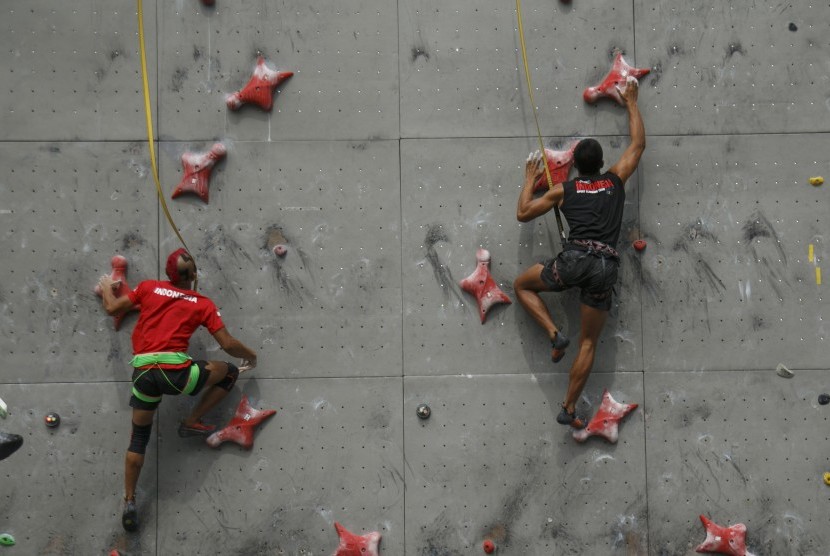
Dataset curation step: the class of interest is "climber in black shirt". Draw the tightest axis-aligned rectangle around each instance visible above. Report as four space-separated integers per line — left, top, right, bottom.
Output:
514 77 645 429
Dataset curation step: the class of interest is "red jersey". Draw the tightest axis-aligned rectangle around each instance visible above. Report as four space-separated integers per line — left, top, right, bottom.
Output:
128 280 225 357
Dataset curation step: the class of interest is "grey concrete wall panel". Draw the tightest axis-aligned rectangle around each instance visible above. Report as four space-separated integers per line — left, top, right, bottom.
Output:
639 134 827 371
404 373 646 554
645 370 830 555
156 139 402 379
401 138 643 376
0 0 158 141
637 1 830 135
155 378 404 555
0 383 156 554
157 0 399 142
400 0 641 138
0 142 158 383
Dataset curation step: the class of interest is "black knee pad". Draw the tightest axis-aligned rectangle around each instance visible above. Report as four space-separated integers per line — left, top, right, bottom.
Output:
216 363 239 392
128 422 153 455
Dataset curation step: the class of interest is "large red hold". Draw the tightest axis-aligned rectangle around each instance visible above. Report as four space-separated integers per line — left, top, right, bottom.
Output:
205 395 276 450
226 56 294 111
459 249 512 324
171 143 227 204
572 389 638 443
533 142 579 193
696 515 755 556
333 522 381 556
583 52 650 105
94 255 138 330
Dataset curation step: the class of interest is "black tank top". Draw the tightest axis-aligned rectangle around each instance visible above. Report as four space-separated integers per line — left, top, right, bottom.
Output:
560 172 625 248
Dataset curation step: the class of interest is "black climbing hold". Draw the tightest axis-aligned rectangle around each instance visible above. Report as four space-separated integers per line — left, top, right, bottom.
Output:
818 394 830 405
788 22 798 32
0 432 23 462
416 404 431 420
45 412 60 428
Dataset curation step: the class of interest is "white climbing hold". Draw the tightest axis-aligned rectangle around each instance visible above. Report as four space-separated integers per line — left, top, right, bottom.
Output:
776 363 794 378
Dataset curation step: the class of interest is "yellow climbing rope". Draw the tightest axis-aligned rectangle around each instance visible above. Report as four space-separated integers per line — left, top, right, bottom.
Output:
136 0 196 283
515 0 566 243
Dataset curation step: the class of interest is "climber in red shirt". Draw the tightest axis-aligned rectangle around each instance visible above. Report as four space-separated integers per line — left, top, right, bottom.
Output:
514 78 645 429
99 248 257 532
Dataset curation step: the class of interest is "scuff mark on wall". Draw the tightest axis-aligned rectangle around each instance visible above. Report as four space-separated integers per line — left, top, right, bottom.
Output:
261 223 315 301
423 223 465 307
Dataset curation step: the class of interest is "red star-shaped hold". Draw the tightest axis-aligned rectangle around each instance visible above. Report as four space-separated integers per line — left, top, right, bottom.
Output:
333 522 381 556
206 395 276 450
171 142 227 204
226 56 294 111
572 389 638 443
459 248 511 324
696 515 755 556
533 141 579 193
583 52 650 105
94 255 138 331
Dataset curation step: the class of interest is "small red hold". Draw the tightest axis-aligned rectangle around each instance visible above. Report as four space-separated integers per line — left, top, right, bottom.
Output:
583 52 650 105
206 395 276 450
696 515 754 556
459 249 512 324
482 539 496 553
572 390 638 443
533 142 579 193
273 244 288 257
200 0 215 6
226 56 294 112
333 522 381 556
94 255 138 330
109 551 121 556
171 143 227 204
633 239 647 251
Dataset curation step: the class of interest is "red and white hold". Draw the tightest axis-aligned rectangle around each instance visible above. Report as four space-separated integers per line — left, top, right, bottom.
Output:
696 515 755 556
94 255 137 331
333 522 381 556
572 389 638 443
206 395 276 450
171 143 227 204
532 141 579 193
583 52 650 105
459 248 512 324
273 244 288 257
226 56 294 111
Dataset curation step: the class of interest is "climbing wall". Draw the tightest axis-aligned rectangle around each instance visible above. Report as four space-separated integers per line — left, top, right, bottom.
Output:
0 0 829 554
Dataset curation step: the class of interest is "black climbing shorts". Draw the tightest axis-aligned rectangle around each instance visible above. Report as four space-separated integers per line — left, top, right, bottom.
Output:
129 361 211 411
539 249 620 311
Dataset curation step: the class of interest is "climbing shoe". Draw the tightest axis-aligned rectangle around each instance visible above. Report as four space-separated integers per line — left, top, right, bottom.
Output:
551 331 570 363
556 405 585 429
178 421 216 438
122 498 138 532
0 432 23 462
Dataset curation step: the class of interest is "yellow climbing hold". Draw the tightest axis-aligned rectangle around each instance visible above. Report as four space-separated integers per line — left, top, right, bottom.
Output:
808 176 824 186
824 472 830 486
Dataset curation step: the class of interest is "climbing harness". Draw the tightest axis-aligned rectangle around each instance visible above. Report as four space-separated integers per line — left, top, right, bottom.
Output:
515 0 566 244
